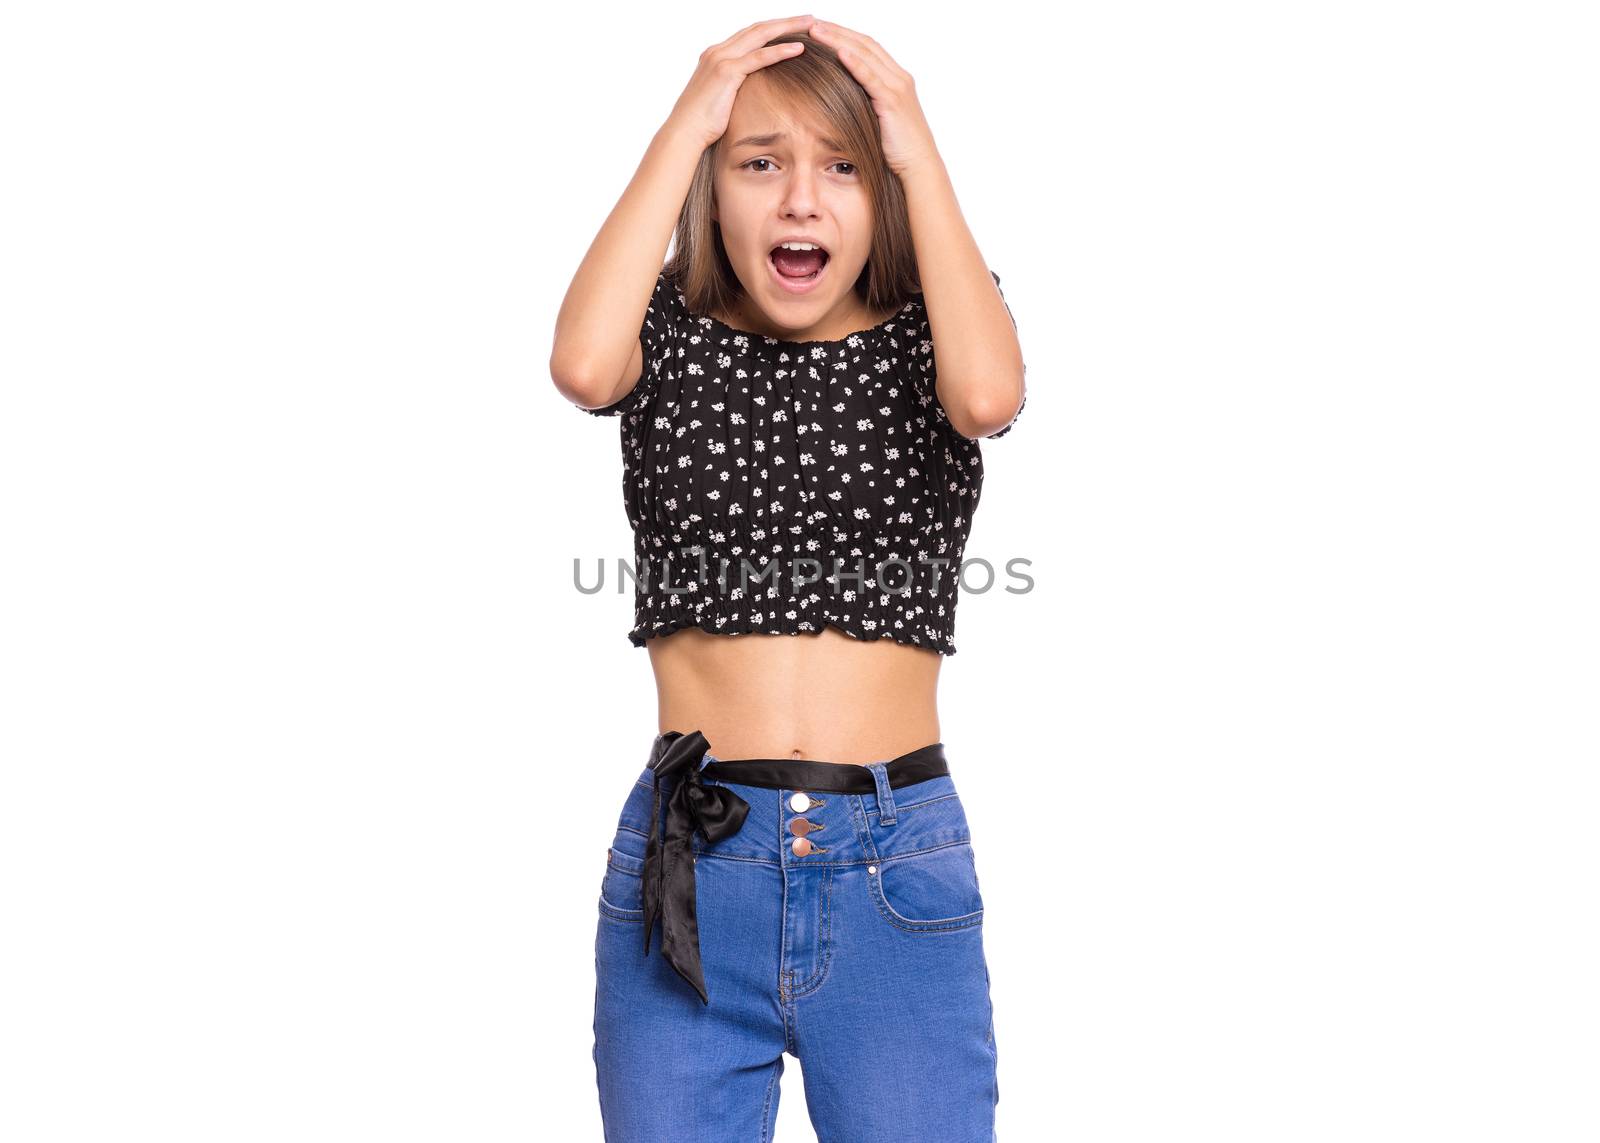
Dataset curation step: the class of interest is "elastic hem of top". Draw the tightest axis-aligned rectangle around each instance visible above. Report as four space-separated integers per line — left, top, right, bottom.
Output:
627 615 956 656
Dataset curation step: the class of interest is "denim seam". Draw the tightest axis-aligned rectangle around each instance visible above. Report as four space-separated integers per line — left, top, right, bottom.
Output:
866 841 985 933
867 888 984 933
778 835 794 1023
780 970 796 1053
597 896 643 922
652 842 970 869
616 833 972 867
868 761 898 826
759 1056 781 1143
873 837 975 863
866 791 959 816
850 793 882 864
598 853 644 922
687 849 782 867
787 865 835 1000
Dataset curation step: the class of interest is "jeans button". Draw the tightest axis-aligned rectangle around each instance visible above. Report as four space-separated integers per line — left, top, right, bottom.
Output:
789 791 812 812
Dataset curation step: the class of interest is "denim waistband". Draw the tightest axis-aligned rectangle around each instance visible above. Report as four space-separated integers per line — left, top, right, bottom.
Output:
629 728 971 1005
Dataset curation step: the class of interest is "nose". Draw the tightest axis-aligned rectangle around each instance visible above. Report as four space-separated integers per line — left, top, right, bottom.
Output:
779 166 822 219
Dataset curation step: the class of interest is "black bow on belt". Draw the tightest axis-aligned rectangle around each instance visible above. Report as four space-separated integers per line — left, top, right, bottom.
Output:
641 730 750 1004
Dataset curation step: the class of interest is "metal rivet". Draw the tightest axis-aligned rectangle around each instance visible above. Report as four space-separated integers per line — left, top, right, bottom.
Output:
868 864 877 874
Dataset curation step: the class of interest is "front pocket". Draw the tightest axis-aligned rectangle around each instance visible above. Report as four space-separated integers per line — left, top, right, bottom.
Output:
598 846 646 922
867 842 985 932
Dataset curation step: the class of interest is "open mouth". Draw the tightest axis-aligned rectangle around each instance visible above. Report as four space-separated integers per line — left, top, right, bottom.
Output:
769 244 831 283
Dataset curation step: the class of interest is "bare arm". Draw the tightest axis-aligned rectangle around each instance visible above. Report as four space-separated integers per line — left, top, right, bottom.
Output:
549 18 817 411
901 152 1027 440
548 123 704 410
806 19 1025 440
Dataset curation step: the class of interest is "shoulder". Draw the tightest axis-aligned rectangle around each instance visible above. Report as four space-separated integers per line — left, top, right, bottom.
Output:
651 268 690 317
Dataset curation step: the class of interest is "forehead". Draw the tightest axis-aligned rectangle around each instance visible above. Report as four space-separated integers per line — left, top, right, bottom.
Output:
725 81 840 149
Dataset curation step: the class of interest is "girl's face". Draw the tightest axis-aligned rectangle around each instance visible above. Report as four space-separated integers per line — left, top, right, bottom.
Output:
712 82 879 341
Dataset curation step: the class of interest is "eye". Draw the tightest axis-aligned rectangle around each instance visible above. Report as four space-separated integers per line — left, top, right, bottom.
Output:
739 159 860 176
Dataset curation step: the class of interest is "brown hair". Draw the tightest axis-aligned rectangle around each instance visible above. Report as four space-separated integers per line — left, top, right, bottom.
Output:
664 32 922 322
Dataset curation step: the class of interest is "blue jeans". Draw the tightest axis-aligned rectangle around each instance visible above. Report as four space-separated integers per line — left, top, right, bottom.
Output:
592 737 1000 1141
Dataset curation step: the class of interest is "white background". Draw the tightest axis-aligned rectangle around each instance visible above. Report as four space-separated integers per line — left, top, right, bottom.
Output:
4 2 1596 1140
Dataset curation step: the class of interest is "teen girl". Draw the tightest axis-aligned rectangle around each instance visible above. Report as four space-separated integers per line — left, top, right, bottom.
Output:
552 15 1025 1141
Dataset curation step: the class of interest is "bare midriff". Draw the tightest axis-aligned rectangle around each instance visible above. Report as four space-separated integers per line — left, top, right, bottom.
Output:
648 625 941 765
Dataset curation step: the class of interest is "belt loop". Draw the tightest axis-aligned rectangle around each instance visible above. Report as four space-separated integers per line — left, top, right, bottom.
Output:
866 761 897 826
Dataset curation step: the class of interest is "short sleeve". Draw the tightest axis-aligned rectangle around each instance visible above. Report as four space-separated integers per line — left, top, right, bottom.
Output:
578 269 687 417
982 271 1025 439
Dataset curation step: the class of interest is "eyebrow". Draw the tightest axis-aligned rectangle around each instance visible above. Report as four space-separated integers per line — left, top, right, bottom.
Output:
729 131 848 152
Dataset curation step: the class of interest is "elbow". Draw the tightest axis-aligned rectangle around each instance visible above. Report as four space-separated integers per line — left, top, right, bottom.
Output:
550 351 612 409
951 374 1026 440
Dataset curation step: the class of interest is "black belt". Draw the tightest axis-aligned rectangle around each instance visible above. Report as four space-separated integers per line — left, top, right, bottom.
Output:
641 728 950 1005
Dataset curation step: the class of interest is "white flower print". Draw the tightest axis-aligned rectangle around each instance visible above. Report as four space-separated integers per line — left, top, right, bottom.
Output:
595 275 1003 656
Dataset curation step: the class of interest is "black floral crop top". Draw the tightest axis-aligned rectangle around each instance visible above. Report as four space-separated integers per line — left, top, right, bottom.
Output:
579 268 1024 655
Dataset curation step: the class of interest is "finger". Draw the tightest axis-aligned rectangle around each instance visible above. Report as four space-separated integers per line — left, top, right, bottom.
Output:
711 14 817 57
810 20 904 80
734 40 807 76
817 27 890 90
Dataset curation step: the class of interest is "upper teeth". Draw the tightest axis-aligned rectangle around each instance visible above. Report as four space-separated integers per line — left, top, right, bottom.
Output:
777 242 823 252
